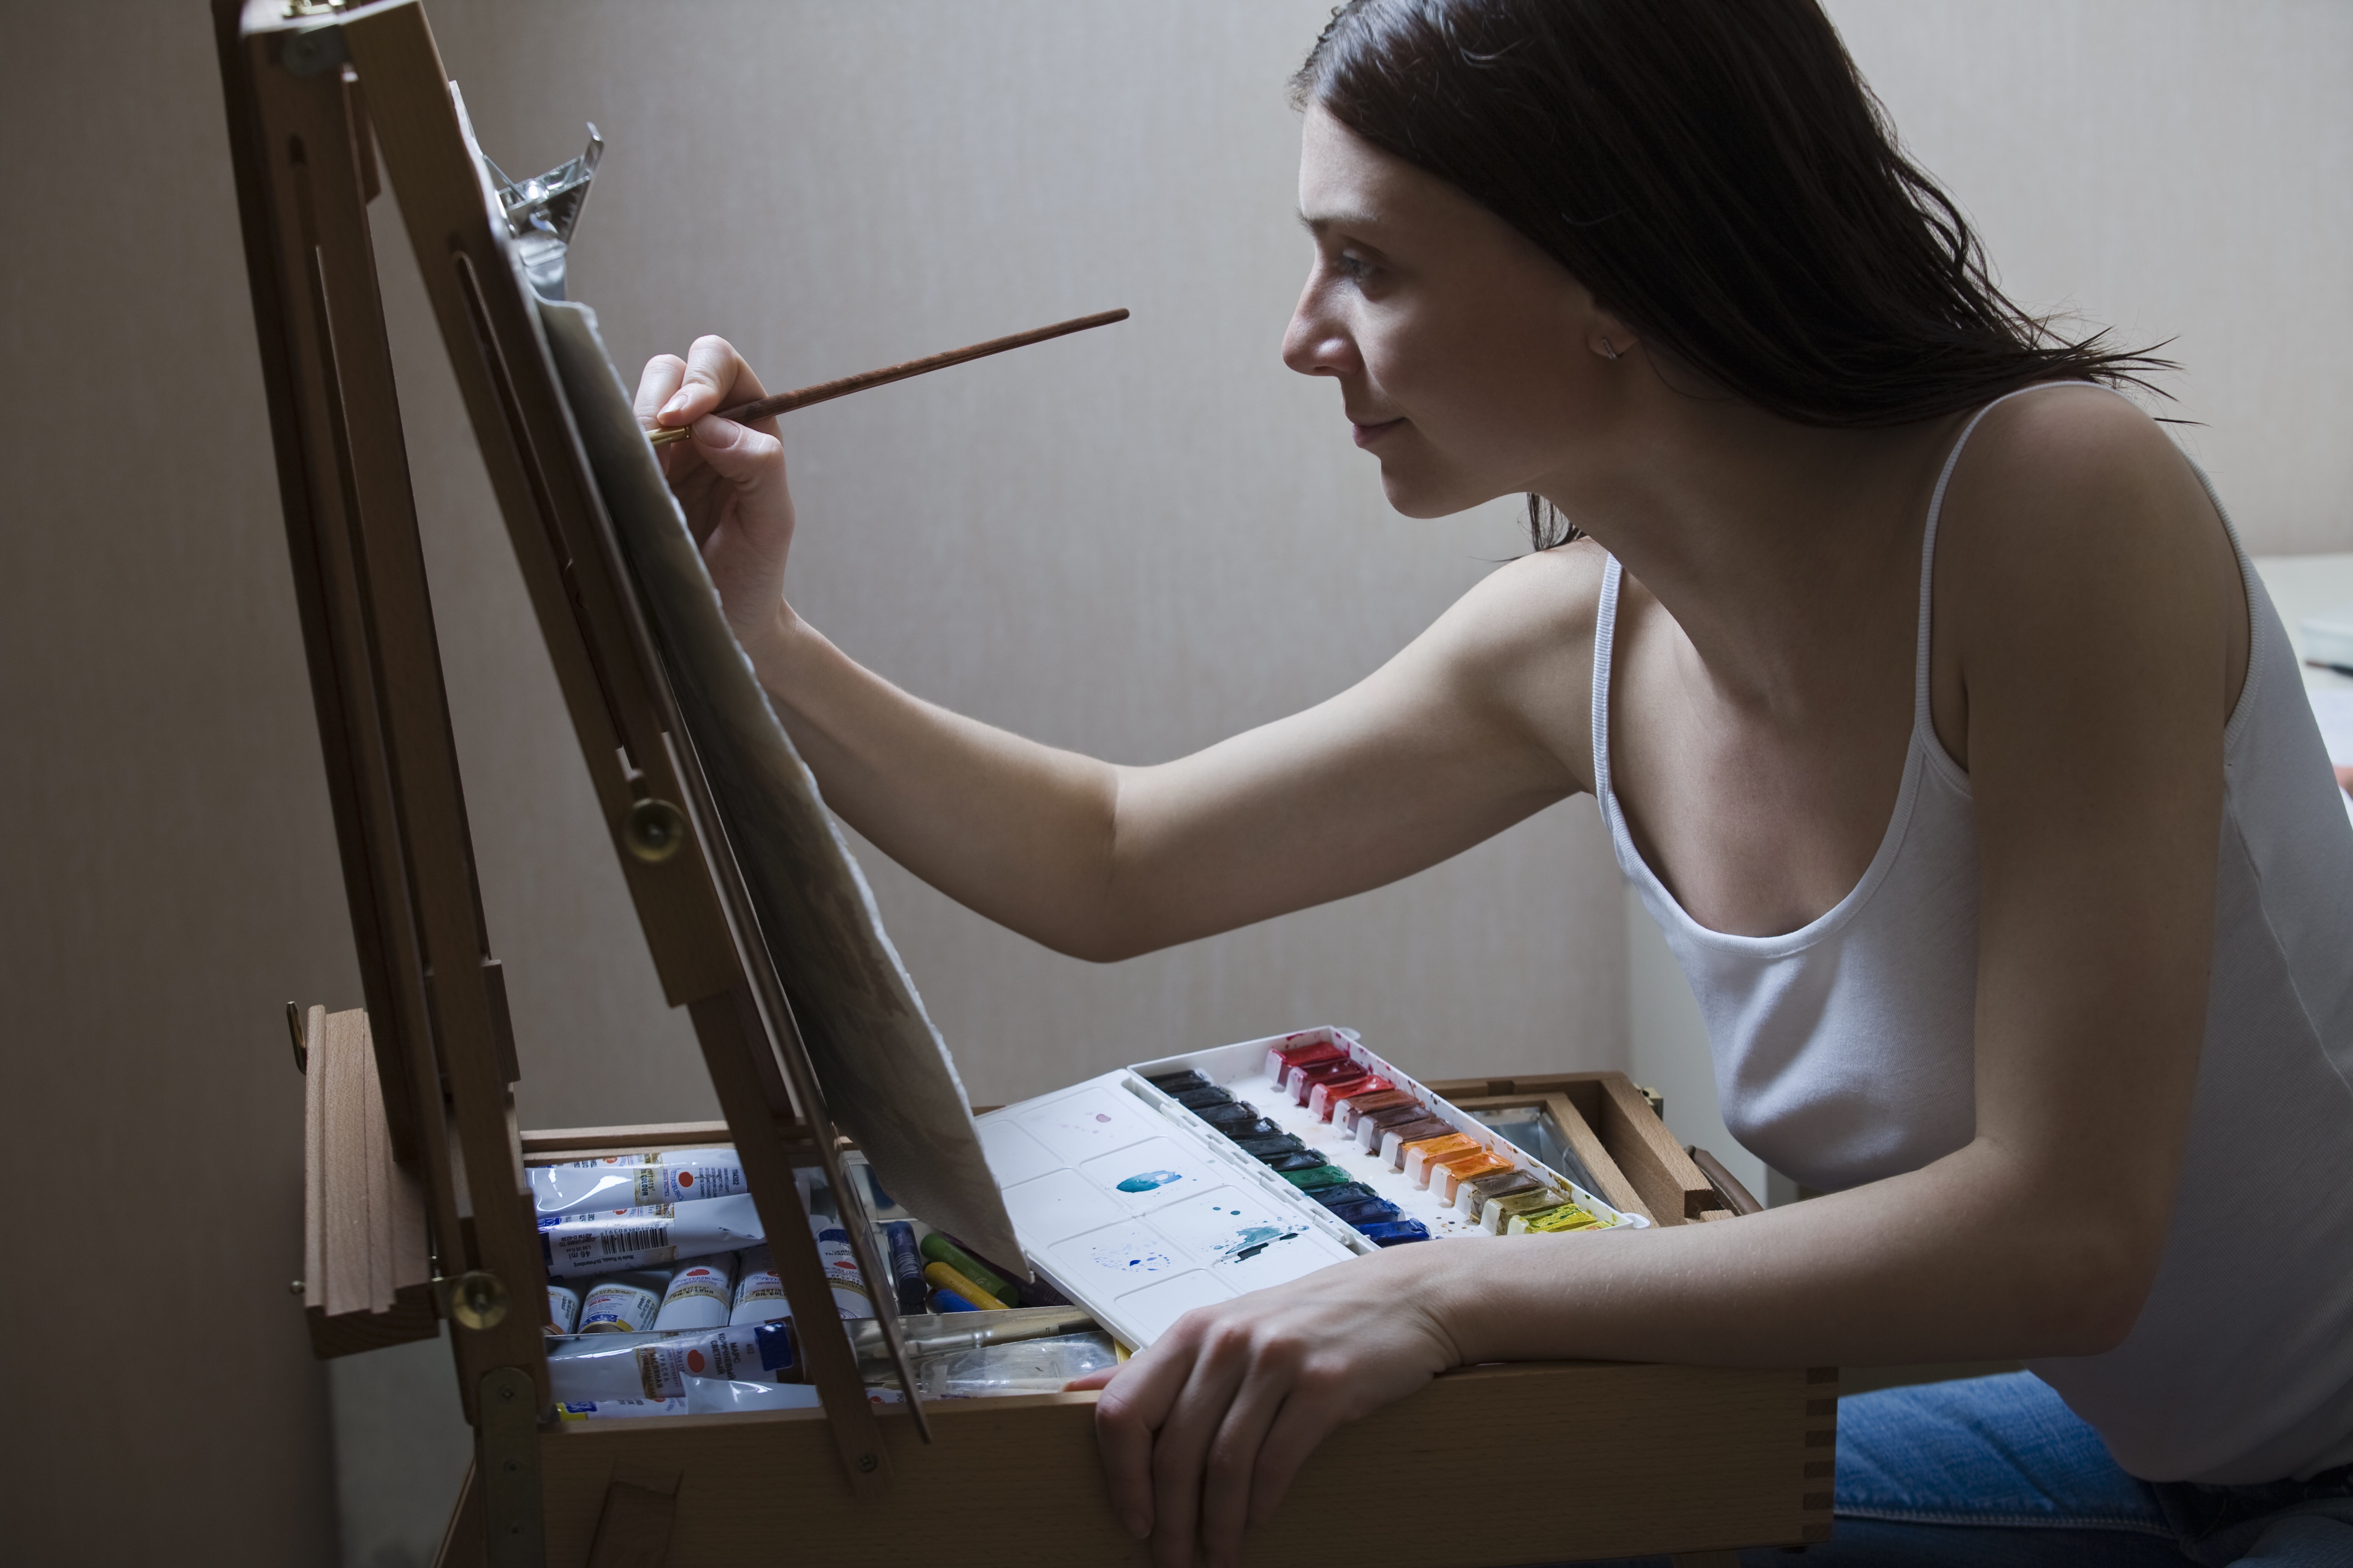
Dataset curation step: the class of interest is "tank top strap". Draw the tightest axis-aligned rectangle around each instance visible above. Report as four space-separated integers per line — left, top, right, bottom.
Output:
1591 552 1625 811
1913 384 2073 732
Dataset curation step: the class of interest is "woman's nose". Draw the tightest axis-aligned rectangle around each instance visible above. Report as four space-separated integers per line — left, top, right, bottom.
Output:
1282 287 1360 379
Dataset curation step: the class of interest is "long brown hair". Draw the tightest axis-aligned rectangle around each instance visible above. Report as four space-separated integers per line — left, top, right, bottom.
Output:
1293 0 2171 547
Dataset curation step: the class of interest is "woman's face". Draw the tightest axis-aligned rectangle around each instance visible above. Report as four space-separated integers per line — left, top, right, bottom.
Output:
1285 105 1612 518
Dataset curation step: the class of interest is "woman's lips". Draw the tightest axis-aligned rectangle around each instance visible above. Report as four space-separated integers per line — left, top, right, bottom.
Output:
1351 417 1405 448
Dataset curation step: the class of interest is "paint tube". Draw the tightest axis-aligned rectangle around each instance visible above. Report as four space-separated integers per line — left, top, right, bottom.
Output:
546 1320 801 1404
731 1245 788 1325
545 1282 582 1334
539 1192 765 1278
652 1255 736 1331
812 1215 875 1319
529 1154 750 1220
576 1272 672 1333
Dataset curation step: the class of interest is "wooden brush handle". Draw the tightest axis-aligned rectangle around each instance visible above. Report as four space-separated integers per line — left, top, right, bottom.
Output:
647 308 1129 446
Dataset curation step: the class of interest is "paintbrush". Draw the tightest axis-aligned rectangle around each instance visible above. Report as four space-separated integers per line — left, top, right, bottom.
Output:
647 307 1129 447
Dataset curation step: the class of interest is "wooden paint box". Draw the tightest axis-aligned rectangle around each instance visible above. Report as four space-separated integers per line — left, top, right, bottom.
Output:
394 1071 1833 1567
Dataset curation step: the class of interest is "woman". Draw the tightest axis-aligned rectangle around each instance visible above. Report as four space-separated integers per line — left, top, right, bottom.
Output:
636 2 2353 1562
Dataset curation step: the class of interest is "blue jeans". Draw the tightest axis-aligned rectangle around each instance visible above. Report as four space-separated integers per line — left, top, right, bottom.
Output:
1567 1373 2353 1566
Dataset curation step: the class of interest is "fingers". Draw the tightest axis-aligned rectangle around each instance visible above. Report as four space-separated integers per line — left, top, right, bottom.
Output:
1094 1341 1191 1542
1197 1360 1297 1567
686 413 785 498
1148 1340 1251 1568
633 354 686 427
665 334 773 429
1244 1384 1342 1530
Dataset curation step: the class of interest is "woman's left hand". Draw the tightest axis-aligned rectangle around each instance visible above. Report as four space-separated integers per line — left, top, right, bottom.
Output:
1067 1244 1466 1568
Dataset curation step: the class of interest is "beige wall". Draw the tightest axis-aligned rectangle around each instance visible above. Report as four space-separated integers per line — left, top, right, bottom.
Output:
3 6 343 1562
415 0 1631 1139
7 3 2345 1562
1830 0 2353 555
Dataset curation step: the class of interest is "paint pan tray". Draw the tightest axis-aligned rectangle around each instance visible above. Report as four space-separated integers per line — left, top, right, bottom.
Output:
974 1026 1642 1350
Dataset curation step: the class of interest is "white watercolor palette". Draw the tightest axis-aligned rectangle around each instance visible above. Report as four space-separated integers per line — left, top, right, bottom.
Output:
977 1026 1636 1349
979 1080 1359 1348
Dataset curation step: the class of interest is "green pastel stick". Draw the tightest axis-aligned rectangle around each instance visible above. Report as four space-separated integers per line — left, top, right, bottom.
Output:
919 1232 1016 1303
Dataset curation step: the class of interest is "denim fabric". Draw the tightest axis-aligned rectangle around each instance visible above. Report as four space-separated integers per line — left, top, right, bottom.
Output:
1552 1373 2353 1567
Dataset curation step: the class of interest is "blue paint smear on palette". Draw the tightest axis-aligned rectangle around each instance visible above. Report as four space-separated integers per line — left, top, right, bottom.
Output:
1090 1240 1177 1275
1116 1169 1186 1194
1215 1224 1305 1264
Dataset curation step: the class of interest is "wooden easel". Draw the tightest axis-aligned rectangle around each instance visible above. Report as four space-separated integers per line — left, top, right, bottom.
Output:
215 2 1832 1563
213 0 929 1553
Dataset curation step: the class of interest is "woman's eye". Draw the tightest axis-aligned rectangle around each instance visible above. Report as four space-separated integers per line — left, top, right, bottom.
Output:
1337 252 1375 283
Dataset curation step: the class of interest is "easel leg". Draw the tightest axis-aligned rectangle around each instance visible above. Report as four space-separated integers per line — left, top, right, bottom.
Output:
432 1462 486 1568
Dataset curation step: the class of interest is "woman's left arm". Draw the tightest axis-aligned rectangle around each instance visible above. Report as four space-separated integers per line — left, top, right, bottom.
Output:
1083 391 2239 1568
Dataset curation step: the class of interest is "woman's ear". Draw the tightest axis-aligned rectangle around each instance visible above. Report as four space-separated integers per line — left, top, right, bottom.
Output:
1589 309 1637 362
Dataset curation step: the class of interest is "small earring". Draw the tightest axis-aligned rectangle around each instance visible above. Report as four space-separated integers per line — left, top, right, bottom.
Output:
1599 338 1620 361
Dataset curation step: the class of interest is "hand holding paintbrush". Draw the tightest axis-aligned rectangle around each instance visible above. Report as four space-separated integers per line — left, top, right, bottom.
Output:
645 308 1128 448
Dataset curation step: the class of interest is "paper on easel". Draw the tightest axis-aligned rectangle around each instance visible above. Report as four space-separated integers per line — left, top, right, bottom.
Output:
534 294 1021 1267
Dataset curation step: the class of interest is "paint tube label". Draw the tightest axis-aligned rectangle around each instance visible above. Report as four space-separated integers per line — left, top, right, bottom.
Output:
731 1244 788 1325
529 1156 752 1219
553 1398 688 1421
549 1320 798 1405
652 1256 735 1331
639 1322 799 1395
555 1144 734 1170
545 1283 582 1334
812 1221 875 1319
576 1280 663 1334
540 1192 765 1278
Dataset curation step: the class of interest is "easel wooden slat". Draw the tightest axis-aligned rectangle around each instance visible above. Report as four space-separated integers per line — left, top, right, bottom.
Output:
322 1009 375 1317
337 0 919 1477
289 15 548 1397
222 0 475 1321
341 0 744 1015
304 1008 437 1357
302 1004 328 1311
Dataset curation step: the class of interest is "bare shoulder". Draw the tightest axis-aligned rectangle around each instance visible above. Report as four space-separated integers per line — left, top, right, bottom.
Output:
1409 535 1610 791
1424 535 1607 676
1934 383 2246 748
1939 385 2227 599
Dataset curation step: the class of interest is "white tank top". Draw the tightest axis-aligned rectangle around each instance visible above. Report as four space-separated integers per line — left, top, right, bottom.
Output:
1590 389 2353 1484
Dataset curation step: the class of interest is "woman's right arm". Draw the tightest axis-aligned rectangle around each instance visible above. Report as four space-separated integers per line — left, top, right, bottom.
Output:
639 337 1589 961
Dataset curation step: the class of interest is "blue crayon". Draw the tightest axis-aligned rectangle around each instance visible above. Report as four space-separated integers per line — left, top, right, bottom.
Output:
1358 1219 1431 1247
885 1221 927 1314
931 1287 983 1312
